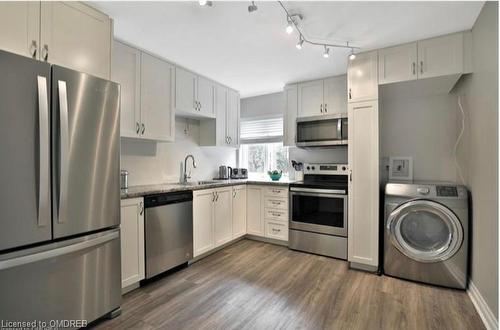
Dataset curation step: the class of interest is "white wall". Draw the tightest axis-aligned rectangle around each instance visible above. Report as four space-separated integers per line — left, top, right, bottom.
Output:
121 117 236 186
379 91 459 183
455 1 498 322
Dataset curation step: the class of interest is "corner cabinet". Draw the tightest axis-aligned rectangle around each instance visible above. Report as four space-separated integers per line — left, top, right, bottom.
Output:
232 185 247 238
112 41 174 142
120 198 145 292
0 1 112 79
199 85 240 148
246 185 264 236
347 101 379 269
348 51 378 103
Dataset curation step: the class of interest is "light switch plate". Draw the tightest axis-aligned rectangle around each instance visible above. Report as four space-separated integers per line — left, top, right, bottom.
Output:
389 156 413 181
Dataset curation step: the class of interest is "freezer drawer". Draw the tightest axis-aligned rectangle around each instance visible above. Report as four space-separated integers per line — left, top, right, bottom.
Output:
0 229 121 324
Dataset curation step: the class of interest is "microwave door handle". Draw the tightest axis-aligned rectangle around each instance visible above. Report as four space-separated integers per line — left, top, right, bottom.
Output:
337 118 342 140
37 76 50 227
57 80 70 224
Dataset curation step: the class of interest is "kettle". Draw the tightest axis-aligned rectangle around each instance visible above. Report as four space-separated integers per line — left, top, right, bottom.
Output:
218 166 232 180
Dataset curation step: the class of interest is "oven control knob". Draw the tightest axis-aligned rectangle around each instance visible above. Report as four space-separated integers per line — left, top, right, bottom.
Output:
342 166 346 171
311 166 315 170
306 166 310 170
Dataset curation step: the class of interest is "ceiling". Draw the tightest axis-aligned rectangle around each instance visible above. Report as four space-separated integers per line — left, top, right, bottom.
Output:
94 1 483 98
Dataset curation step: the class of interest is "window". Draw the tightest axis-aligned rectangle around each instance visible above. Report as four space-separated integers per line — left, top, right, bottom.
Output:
239 116 289 179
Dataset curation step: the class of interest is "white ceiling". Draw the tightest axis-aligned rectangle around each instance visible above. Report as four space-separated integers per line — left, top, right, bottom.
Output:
94 1 483 98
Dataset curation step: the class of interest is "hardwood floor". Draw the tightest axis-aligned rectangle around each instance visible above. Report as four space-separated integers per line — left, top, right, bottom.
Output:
93 239 484 330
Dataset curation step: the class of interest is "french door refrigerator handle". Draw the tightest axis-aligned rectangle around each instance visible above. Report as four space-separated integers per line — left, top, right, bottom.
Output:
37 76 50 227
57 80 70 224
0 230 119 271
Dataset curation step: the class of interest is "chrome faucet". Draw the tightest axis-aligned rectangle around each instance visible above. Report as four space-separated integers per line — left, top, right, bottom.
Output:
182 154 197 183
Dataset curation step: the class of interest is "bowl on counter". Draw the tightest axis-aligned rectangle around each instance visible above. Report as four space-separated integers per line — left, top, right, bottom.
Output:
267 170 283 181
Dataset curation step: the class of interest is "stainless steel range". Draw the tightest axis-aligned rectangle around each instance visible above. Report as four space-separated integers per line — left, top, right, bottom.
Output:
289 163 348 259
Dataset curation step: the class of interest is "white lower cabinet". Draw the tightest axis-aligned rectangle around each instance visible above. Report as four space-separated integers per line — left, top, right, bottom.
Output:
193 189 215 257
193 186 246 258
247 185 288 241
120 198 145 291
232 185 247 238
246 185 264 236
214 187 233 246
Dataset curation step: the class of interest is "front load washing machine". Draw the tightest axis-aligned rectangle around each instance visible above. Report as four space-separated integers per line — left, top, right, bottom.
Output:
384 182 468 289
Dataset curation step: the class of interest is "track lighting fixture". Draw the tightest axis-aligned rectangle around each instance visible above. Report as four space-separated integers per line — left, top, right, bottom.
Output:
248 1 258 13
349 52 356 61
199 0 213 7
323 46 330 58
296 36 304 50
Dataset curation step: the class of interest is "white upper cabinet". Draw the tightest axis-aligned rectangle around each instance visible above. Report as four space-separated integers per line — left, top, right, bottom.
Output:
112 41 174 142
197 76 215 117
226 89 240 147
378 32 466 85
348 50 378 103
232 185 247 238
298 76 347 117
140 52 175 142
175 67 216 119
283 84 298 147
298 80 324 117
215 85 228 146
0 1 112 79
417 32 464 79
0 2 40 59
175 67 197 115
40 2 112 79
323 75 347 114
214 187 233 247
112 41 141 138
378 43 418 85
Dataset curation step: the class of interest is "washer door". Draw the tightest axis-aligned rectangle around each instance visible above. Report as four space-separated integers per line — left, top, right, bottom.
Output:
387 200 463 263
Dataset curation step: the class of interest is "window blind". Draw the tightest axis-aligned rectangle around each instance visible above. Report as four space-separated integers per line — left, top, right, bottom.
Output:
240 116 283 144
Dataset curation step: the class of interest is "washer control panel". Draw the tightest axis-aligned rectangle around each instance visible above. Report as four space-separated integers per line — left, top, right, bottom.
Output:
436 186 458 197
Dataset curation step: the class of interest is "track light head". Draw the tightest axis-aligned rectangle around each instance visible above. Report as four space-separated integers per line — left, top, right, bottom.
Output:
199 0 213 6
248 1 258 13
296 36 304 50
349 47 356 60
286 17 294 34
323 46 330 58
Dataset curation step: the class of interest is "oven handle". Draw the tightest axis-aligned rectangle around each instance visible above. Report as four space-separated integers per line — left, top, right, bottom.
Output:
290 187 346 195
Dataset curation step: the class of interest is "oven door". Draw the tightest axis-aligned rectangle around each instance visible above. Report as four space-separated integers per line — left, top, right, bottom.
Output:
290 187 347 237
296 114 347 147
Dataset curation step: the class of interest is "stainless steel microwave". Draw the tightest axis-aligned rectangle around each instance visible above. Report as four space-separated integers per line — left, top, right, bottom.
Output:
296 113 348 147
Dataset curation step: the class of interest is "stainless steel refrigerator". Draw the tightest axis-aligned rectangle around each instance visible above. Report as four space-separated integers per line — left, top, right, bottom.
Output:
0 49 121 324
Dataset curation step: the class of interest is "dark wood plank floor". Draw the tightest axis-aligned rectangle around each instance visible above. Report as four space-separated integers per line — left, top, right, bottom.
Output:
92 239 484 330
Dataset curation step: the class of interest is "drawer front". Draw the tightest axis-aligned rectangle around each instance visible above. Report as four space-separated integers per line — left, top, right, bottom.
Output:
264 187 288 197
264 208 288 221
264 197 288 210
265 220 288 241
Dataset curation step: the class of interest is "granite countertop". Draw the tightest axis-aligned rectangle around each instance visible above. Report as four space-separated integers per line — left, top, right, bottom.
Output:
121 178 296 199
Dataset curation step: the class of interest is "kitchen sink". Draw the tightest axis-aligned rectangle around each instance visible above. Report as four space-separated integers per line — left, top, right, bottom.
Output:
179 180 221 186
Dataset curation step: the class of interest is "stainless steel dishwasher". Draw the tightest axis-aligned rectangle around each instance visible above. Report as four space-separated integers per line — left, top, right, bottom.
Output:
144 191 193 279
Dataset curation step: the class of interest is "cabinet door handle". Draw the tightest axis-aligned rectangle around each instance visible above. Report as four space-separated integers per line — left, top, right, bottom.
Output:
42 44 49 61
139 202 144 215
324 103 328 113
272 228 281 233
136 122 140 134
141 123 145 134
199 102 202 111
320 104 323 113
412 62 416 75
349 170 352 182
30 40 37 59
215 192 219 202
212 192 216 202
348 88 352 100
420 61 424 74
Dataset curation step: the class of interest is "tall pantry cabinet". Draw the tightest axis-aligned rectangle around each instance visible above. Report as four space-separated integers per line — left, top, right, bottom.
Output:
347 50 380 271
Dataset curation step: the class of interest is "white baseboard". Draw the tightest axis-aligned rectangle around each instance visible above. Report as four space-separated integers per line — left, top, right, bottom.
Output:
468 280 498 330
